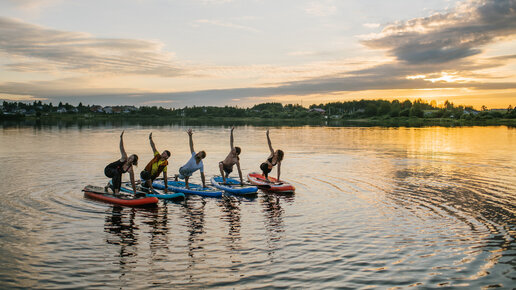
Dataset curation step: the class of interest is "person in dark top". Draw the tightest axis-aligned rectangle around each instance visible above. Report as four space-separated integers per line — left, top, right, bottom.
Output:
219 126 243 185
260 129 284 181
140 132 170 192
104 131 138 194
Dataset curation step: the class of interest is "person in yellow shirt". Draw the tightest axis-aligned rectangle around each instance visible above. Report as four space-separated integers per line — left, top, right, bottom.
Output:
140 133 170 192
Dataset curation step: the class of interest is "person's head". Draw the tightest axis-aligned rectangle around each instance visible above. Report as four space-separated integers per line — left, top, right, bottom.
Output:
128 154 139 166
161 150 171 160
196 150 206 160
235 146 241 155
275 149 284 161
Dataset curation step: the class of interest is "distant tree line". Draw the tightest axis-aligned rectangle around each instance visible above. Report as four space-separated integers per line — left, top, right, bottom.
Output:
1 99 516 120
310 99 516 120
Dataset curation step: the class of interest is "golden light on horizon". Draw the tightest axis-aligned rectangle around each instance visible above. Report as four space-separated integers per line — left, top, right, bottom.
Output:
424 72 472 83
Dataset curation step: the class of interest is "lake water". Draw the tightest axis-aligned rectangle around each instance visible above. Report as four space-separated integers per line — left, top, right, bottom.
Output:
0 124 515 289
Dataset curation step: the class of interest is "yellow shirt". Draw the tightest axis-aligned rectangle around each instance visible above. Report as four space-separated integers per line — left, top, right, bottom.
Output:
145 151 168 178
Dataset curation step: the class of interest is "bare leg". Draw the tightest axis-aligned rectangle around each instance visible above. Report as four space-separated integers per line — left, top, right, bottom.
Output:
263 170 269 182
185 176 190 189
219 162 226 183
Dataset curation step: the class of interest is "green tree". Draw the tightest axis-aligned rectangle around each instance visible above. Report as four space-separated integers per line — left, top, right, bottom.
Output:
410 106 424 118
444 100 454 110
364 103 378 117
377 102 391 116
401 100 412 109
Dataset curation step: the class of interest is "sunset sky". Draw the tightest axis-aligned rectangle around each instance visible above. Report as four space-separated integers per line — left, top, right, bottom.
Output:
0 0 515 109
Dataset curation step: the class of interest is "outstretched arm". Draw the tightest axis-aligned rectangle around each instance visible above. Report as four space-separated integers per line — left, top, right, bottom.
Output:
187 129 195 154
129 167 137 194
163 171 168 193
200 171 206 188
277 162 281 181
236 161 243 185
266 129 274 154
230 126 235 150
149 132 158 153
119 131 128 161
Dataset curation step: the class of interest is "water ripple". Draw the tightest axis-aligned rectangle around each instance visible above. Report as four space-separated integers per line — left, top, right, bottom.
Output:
1 125 515 288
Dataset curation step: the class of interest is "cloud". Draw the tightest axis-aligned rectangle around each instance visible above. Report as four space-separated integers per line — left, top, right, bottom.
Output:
3 57 515 106
3 0 62 11
0 77 143 98
193 19 261 33
142 99 176 105
199 0 234 4
287 51 317 56
0 17 185 77
2 1 516 107
304 1 337 17
363 23 381 29
362 0 516 64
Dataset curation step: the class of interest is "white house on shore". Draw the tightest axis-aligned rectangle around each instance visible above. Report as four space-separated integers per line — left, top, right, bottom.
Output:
309 108 326 114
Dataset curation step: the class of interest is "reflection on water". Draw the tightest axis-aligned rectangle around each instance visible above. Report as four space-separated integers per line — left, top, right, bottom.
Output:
184 198 206 262
105 207 138 259
261 194 294 245
0 118 326 130
0 125 515 288
218 196 242 252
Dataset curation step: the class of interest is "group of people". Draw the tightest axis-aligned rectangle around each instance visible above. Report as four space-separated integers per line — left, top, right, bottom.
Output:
104 128 284 195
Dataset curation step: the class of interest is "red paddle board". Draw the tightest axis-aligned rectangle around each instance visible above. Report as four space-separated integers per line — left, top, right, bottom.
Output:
247 173 295 193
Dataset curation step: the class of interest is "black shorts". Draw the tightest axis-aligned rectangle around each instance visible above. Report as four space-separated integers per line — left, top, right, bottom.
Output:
140 170 152 181
105 165 120 178
220 162 233 175
260 162 272 175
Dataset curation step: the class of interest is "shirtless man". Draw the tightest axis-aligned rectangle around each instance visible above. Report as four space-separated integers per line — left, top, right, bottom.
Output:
218 127 243 185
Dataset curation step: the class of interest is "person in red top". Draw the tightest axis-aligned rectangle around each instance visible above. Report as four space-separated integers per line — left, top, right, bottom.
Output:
140 132 170 192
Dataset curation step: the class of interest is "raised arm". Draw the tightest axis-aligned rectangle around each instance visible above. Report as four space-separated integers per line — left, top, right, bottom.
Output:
266 129 274 154
187 129 195 153
149 132 158 153
230 126 235 150
119 131 128 161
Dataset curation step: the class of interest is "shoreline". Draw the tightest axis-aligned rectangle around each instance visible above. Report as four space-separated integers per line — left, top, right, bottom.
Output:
1 114 515 127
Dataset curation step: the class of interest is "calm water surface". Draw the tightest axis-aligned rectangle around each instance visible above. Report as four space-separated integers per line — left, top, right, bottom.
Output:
0 125 515 289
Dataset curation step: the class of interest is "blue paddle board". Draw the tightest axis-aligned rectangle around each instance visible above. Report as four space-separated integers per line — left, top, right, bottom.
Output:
120 182 185 200
153 179 223 197
211 176 258 195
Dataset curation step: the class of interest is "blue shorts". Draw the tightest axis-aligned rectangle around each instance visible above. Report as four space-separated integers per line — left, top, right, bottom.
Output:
178 166 193 179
